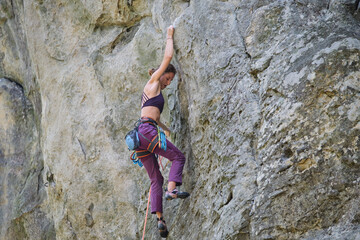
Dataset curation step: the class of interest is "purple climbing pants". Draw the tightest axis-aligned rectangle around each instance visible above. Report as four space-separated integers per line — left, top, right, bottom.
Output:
136 122 186 214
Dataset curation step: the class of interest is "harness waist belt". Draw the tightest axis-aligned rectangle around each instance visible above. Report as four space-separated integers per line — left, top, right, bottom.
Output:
135 117 160 158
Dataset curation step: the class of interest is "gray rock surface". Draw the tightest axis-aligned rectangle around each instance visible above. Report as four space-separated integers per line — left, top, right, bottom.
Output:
0 78 53 239
0 0 359 239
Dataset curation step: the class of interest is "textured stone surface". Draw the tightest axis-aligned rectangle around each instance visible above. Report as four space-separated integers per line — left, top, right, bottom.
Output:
0 0 359 239
0 78 52 239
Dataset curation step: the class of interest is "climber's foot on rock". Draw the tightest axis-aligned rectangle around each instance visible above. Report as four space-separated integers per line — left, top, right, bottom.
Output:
165 188 190 200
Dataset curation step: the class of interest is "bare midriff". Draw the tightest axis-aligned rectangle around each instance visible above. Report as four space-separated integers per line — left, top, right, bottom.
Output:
141 106 160 123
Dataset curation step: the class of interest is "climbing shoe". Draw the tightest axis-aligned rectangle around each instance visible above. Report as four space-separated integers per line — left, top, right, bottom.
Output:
165 188 190 200
157 217 169 238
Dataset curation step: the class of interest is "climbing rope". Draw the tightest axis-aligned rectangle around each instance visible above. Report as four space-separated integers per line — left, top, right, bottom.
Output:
141 156 169 240
142 188 151 240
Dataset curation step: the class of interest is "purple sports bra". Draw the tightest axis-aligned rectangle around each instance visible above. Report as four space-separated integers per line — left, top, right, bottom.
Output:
141 91 164 113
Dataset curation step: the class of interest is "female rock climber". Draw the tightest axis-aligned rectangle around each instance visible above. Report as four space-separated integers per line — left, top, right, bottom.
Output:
135 25 189 238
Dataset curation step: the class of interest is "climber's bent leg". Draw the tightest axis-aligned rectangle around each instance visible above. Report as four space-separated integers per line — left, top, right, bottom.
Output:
152 139 185 186
153 140 190 200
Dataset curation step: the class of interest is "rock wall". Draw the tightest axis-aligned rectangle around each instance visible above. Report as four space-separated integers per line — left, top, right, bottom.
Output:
0 78 53 239
0 0 359 239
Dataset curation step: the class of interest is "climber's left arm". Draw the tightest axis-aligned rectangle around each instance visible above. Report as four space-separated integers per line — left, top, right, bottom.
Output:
158 121 171 137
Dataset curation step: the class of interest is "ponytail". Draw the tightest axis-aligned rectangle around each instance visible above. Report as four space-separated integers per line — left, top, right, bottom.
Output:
148 64 177 76
148 68 156 76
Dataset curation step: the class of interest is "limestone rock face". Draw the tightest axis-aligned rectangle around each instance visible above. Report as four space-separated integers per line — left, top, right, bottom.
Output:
0 0 359 239
0 78 53 239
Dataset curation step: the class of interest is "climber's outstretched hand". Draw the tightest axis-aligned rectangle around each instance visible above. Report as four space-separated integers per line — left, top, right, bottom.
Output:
167 25 174 38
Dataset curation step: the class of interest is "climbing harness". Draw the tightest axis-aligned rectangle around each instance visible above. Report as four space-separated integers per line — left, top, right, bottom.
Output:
158 126 167 151
127 117 167 167
130 152 143 167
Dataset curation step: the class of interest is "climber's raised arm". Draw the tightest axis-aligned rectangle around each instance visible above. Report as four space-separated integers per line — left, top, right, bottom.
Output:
149 26 174 83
